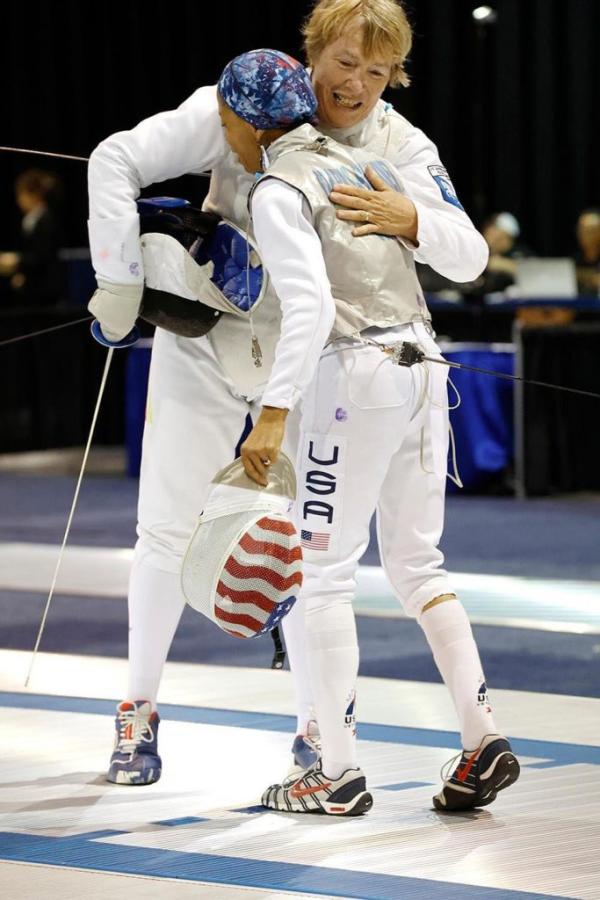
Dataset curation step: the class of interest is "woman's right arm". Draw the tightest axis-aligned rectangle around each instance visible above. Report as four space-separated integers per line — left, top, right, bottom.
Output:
88 84 227 286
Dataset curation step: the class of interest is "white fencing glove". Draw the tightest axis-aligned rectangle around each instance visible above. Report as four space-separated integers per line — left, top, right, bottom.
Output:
88 280 143 343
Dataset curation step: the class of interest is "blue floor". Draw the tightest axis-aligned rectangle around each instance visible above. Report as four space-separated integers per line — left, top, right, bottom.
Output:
1 473 599 697
2 588 599 698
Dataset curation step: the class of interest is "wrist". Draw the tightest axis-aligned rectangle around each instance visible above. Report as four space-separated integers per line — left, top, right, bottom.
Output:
401 199 419 244
259 405 289 423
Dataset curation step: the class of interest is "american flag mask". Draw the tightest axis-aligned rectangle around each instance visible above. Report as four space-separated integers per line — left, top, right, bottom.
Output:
181 453 302 639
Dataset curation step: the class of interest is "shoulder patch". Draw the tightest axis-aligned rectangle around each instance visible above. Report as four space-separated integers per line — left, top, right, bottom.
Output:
427 165 464 211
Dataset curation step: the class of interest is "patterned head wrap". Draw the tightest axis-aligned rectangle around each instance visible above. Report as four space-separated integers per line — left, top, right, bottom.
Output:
218 49 317 130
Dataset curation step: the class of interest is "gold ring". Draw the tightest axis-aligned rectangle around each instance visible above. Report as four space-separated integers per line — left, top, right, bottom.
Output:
363 210 369 222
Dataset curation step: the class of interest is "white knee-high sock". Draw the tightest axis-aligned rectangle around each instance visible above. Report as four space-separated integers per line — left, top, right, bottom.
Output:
419 599 498 750
127 554 186 709
282 599 315 735
306 598 359 779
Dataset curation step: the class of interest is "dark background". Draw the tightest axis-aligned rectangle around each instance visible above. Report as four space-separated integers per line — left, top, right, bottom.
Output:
1 0 598 256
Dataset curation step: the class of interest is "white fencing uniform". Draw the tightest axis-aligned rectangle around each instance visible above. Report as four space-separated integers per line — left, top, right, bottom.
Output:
87 85 488 724
249 127 496 773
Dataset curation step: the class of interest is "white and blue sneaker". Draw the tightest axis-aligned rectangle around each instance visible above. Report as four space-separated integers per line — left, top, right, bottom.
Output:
262 759 373 816
107 700 162 785
433 734 520 811
289 719 321 775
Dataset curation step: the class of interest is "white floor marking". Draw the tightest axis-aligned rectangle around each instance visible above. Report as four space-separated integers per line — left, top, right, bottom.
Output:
2 542 600 633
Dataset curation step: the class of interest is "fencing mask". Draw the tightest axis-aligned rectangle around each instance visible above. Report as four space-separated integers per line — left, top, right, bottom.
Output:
181 453 302 638
137 196 266 338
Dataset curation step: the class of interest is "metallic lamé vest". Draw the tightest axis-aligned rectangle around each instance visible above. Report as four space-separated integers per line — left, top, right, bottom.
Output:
256 121 430 342
201 104 428 398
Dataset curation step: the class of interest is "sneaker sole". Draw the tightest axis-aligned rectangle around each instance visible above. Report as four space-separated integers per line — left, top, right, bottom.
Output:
477 753 520 806
324 790 373 817
262 789 373 817
433 753 520 812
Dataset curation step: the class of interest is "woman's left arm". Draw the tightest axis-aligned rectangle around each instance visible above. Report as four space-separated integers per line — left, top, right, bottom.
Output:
330 121 489 283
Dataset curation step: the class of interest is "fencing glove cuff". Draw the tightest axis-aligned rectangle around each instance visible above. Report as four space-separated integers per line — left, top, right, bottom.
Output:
88 280 143 343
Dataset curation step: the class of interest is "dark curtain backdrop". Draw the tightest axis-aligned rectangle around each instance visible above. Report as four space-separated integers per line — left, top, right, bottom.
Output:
2 0 598 256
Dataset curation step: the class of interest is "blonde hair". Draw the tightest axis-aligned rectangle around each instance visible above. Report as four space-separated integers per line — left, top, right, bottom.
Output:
302 0 413 88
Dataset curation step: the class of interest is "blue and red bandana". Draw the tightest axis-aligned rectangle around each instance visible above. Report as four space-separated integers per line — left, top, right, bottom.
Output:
218 48 317 130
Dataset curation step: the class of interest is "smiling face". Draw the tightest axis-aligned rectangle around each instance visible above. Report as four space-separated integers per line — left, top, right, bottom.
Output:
310 23 393 128
218 97 261 173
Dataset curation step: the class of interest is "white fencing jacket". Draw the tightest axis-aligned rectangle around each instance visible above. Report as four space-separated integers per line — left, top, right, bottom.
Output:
88 85 488 399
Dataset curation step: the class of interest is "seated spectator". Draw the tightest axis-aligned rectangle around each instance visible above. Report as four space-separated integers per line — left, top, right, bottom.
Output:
574 208 600 295
0 169 64 306
480 211 531 293
416 211 530 298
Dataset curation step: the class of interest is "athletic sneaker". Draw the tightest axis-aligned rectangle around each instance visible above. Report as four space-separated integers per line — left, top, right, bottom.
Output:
107 700 162 785
262 759 373 816
289 719 321 774
433 734 520 811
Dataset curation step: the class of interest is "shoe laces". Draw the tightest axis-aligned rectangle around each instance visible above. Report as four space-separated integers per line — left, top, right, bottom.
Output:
116 704 154 755
284 758 321 789
440 750 464 783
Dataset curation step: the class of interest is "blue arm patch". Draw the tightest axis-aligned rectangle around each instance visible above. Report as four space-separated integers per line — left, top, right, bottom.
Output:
427 165 464 211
